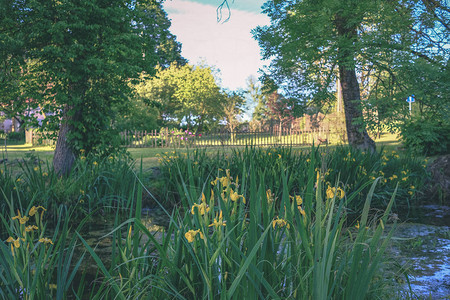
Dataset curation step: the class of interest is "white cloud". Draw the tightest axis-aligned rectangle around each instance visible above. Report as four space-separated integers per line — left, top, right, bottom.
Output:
163 0 270 91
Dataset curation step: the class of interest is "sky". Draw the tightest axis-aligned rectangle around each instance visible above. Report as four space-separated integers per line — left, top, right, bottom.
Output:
163 0 270 91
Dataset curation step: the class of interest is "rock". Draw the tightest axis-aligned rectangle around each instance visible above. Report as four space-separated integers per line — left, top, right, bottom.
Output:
426 154 450 203
149 166 161 178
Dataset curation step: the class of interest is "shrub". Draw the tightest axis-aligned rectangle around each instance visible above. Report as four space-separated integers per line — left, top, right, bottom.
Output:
6 131 25 141
400 115 450 156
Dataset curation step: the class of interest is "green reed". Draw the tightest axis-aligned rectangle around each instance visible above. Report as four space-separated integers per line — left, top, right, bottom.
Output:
83 148 400 299
0 202 86 299
158 145 427 217
0 153 138 223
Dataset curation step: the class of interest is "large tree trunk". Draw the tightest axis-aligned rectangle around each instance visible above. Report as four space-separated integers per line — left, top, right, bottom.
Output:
53 106 76 175
339 66 376 151
335 14 376 152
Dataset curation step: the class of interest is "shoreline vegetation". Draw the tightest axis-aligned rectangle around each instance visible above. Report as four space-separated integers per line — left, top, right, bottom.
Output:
0 138 432 299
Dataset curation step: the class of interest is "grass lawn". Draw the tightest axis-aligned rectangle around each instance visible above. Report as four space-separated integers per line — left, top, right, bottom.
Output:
0 143 55 162
1 132 403 170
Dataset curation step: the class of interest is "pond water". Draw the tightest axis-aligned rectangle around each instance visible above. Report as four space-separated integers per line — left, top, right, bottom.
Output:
391 205 450 299
74 207 168 275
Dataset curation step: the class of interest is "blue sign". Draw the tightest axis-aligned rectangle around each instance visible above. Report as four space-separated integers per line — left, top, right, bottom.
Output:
407 94 415 103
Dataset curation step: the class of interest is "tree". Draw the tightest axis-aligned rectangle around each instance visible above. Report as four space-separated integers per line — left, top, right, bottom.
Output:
222 91 245 142
0 0 33 132
2 0 184 174
136 63 225 131
114 97 160 132
246 76 267 129
358 0 449 143
252 0 443 151
266 91 297 135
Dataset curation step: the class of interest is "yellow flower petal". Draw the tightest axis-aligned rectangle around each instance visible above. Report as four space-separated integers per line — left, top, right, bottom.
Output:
39 237 53 245
184 229 203 243
25 225 38 232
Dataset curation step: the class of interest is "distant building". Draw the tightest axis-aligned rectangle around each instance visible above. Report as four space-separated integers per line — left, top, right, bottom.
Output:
0 108 46 133
0 117 21 133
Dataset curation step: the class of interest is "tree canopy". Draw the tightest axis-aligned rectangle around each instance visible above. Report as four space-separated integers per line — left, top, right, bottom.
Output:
135 63 226 131
253 0 449 150
1 0 184 173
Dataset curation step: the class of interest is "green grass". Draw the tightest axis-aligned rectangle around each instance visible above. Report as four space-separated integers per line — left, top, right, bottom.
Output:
1 132 403 171
0 143 54 162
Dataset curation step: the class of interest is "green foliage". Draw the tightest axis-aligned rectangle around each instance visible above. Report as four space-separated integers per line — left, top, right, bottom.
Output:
254 1 402 106
135 63 225 130
6 131 24 141
2 0 184 173
82 152 402 299
158 146 428 216
400 115 450 156
253 0 448 148
114 97 160 132
364 58 450 138
222 91 245 134
246 76 269 128
0 153 137 222
0 205 85 299
0 147 422 298
0 1 34 125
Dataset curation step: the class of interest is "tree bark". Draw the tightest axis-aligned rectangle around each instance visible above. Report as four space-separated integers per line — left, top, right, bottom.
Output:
335 14 376 152
53 106 76 175
339 66 376 151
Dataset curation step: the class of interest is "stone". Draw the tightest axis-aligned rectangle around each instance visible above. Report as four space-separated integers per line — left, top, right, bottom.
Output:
426 154 450 203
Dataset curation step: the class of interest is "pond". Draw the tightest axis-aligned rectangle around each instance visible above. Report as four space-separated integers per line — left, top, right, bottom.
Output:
391 205 450 299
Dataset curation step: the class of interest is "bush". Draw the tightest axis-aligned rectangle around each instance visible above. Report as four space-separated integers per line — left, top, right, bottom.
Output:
6 131 25 141
400 116 450 156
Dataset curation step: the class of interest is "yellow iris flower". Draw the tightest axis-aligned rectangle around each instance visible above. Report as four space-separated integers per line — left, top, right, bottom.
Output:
209 211 226 228
266 189 274 204
184 229 204 243
290 195 303 206
272 217 290 229
298 206 306 216
29 206 46 217
12 211 29 224
191 193 210 215
230 189 246 204
191 202 210 215
25 225 39 232
39 237 53 245
326 186 345 200
6 237 21 248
